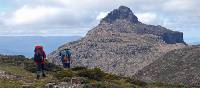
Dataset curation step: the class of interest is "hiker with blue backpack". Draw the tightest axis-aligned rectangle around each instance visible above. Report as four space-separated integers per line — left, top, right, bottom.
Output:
34 45 47 79
59 49 72 68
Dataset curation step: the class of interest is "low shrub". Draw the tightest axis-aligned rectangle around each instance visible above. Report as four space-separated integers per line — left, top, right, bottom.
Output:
44 61 62 72
71 66 87 71
24 61 37 73
54 69 74 79
62 77 71 82
103 73 121 81
77 67 106 81
126 78 147 87
83 81 114 88
76 77 90 84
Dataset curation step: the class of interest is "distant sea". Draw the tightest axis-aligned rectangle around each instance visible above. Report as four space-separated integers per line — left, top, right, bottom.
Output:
0 36 81 57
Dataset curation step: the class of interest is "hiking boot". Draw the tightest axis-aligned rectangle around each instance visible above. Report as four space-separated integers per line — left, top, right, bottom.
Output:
37 75 40 79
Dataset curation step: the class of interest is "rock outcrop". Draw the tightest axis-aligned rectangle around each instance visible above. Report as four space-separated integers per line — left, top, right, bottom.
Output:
101 6 140 24
48 6 186 76
134 25 186 44
136 45 200 86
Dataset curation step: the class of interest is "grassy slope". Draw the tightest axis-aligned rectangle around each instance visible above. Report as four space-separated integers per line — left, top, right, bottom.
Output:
0 55 193 88
0 64 55 88
0 55 57 88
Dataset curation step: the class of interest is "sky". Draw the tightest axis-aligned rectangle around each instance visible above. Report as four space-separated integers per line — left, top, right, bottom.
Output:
0 0 199 43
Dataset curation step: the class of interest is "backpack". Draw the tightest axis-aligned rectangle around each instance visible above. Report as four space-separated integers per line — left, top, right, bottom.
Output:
65 49 72 57
34 54 44 62
34 46 44 63
61 49 72 62
64 55 70 62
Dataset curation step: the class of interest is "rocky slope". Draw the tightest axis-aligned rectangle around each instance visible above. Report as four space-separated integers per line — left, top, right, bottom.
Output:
48 6 186 76
136 45 200 86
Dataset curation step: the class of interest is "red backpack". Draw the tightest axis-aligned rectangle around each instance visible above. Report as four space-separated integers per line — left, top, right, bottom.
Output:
34 46 44 62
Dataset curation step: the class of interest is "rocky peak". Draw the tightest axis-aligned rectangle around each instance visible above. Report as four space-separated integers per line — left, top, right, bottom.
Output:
48 6 187 77
100 6 139 24
90 6 186 45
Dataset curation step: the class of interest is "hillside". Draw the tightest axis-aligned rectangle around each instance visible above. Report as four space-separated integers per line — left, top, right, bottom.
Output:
0 55 195 88
135 45 200 86
48 6 186 76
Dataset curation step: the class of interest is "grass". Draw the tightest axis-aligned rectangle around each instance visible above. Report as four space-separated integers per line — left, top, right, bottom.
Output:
0 56 60 88
32 75 54 88
0 64 189 88
0 64 33 77
0 55 199 88
0 79 22 88
0 64 56 88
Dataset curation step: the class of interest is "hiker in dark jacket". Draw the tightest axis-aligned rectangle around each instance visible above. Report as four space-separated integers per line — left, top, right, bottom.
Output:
34 45 46 79
59 49 72 68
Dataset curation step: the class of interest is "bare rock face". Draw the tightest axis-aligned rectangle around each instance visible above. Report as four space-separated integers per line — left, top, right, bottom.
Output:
135 45 200 86
134 24 186 44
162 31 185 44
101 6 139 24
48 6 186 76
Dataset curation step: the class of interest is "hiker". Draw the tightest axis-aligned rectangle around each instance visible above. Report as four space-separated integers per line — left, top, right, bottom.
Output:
59 49 72 68
34 45 46 79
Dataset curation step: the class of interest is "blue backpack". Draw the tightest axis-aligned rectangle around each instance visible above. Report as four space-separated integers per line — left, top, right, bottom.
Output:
60 49 72 62
65 49 72 57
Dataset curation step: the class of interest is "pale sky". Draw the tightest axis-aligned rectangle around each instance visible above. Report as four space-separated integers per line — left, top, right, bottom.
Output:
0 0 199 43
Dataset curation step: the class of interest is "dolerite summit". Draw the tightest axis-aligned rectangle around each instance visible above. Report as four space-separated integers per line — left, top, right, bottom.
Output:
48 6 186 76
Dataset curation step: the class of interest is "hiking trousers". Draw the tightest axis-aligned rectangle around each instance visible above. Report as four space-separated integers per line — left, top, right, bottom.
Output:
37 64 45 75
63 62 70 68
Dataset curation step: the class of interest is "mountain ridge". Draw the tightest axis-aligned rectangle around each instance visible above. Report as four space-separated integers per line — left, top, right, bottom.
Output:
136 45 200 86
48 6 186 76
100 6 186 44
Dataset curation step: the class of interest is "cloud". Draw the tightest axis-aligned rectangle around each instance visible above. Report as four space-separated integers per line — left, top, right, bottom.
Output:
5 5 61 25
163 0 197 12
0 12 5 25
96 11 109 20
136 12 157 24
0 0 199 43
